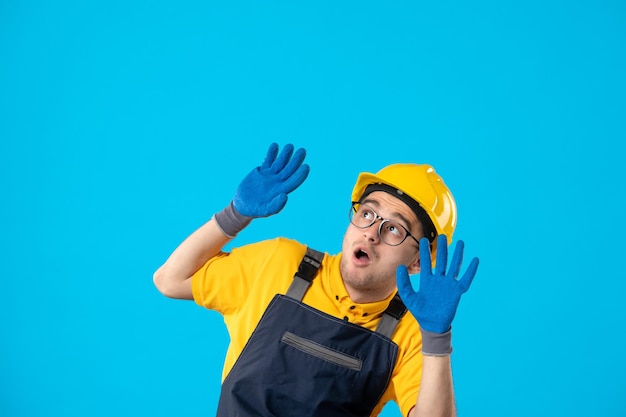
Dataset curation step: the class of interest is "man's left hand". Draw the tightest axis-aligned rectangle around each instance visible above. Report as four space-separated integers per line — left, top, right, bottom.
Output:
396 235 479 334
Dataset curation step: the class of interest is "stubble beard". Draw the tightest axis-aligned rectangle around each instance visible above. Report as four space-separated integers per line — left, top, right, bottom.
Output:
339 256 393 298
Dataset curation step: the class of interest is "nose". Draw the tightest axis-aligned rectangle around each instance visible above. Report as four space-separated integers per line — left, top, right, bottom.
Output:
363 218 382 243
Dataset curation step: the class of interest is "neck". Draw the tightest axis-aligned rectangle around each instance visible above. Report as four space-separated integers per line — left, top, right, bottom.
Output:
344 284 396 304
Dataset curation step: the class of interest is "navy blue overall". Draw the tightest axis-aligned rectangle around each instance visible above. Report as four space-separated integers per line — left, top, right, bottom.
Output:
216 248 407 417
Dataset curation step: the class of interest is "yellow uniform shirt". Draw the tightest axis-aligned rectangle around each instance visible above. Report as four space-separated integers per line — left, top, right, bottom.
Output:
192 237 423 417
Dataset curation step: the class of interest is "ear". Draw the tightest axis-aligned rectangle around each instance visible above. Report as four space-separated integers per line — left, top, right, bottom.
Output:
406 253 420 275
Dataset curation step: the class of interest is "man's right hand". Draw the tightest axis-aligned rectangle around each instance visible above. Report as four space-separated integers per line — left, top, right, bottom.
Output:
233 143 310 218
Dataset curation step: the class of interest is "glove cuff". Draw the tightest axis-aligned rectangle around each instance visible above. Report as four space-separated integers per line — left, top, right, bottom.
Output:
420 327 453 356
214 201 252 238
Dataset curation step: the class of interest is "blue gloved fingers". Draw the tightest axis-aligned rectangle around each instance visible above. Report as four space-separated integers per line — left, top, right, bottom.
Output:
458 256 479 294
399 235 479 338
232 143 310 218
269 143 295 173
278 163 310 195
447 240 465 279
395 264 415 300
419 237 433 276
278 147 307 180
261 143 279 170
434 234 449 276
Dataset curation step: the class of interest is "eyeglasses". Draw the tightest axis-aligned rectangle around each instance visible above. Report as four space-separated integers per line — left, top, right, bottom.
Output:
349 202 420 247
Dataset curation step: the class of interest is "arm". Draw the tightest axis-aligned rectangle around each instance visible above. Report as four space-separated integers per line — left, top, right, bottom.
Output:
408 356 455 417
153 143 310 300
397 235 479 417
153 218 231 299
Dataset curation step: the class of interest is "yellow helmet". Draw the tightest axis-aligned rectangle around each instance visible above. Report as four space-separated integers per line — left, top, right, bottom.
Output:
351 164 457 250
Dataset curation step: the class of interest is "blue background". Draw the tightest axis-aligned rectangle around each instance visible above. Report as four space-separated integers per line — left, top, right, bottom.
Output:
2 1 625 416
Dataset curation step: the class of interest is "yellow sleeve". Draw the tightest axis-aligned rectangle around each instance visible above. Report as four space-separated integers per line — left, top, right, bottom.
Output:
191 238 307 315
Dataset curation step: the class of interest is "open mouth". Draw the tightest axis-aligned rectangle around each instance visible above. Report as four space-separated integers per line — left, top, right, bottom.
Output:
354 248 370 261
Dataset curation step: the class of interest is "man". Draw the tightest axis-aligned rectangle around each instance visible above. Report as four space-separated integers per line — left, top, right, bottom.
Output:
154 143 479 417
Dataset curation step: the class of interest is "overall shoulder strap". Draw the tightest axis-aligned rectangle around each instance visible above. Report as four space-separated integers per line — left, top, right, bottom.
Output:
375 293 408 338
285 247 325 301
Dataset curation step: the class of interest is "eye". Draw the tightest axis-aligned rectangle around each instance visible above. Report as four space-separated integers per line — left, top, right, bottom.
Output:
361 207 374 220
385 222 403 237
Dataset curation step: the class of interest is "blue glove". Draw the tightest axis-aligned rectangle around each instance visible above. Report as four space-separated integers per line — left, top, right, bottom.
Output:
397 234 479 334
214 143 309 238
233 143 310 217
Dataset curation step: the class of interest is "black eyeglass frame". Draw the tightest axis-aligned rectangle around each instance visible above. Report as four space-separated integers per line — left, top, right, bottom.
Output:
349 202 421 247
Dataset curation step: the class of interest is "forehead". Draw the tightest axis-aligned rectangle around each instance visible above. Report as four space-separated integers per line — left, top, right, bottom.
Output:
360 191 419 228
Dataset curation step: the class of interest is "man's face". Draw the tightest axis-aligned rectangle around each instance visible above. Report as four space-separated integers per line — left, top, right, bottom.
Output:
340 191 422 303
